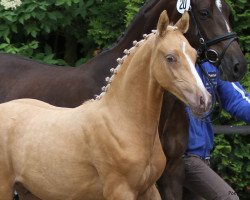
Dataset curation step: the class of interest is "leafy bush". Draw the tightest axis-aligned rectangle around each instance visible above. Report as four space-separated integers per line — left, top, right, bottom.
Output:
0 0 128 65
124 0 145 26
211 1 250 199
212 134 250 199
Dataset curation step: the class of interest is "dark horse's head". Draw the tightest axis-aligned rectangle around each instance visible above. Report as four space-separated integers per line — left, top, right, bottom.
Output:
184 0 247 81
140 0 247 81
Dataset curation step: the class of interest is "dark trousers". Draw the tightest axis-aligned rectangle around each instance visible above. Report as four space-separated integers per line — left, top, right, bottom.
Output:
183 156 239 200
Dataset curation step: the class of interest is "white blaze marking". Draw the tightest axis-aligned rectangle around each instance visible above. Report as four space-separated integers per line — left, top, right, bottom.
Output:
182 42 205 91
216 0 222 10
182 42 210 106
225 22 231 32
216 0 231 32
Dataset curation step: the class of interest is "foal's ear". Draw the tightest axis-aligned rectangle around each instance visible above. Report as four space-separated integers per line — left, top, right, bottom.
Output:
157 10 169 37
175 11 190 34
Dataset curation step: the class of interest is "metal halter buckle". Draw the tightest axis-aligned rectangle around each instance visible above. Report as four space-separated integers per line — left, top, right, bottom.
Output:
205 49 219 63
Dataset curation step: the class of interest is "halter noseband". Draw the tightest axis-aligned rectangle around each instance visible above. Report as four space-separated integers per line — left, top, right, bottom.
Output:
188 7 238 65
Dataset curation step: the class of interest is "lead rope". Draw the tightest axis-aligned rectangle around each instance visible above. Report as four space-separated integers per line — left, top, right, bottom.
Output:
188 7 207 55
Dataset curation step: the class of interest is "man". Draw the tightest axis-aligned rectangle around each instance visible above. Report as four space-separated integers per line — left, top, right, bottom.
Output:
183 61 250 200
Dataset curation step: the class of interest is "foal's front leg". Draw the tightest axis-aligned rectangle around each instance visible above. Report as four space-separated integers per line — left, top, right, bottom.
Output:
0 165 15 200
0 185 13 200
138 185 161 200
103 176 136 200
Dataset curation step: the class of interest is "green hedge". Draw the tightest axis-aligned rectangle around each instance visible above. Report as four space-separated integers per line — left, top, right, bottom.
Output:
0 0 130 65
211 1 250 199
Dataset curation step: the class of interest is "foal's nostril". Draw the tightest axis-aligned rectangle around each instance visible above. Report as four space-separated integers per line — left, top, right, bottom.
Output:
200 96 205 108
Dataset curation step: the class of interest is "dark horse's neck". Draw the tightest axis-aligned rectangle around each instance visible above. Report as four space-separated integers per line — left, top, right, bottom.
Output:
77 0 187 98
80 0 180 73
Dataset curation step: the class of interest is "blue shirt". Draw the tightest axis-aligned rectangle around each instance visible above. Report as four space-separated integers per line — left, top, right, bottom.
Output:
185 62 250 158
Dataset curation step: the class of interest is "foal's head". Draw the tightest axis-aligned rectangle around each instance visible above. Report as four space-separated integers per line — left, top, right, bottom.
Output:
152 11 211 117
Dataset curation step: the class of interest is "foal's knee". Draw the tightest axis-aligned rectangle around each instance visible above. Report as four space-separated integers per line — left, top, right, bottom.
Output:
103 180 136 200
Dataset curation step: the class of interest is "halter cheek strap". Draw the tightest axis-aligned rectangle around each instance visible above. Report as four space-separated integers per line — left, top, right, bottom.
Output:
213 37 237 65
188 7 238 65
206 32 237 47
187 5 237 122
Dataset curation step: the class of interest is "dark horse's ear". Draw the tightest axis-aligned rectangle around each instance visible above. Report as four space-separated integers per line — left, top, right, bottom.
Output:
175 11 190 34
157 10 169 37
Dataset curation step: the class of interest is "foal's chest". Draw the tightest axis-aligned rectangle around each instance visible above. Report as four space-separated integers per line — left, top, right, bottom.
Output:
107 140 166 193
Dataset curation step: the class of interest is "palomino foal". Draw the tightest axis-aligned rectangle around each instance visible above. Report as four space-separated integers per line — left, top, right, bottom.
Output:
0 11 211 200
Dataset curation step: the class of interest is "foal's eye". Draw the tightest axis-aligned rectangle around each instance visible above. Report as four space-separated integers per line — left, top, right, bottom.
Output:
166 55 176 63
199 9 210 19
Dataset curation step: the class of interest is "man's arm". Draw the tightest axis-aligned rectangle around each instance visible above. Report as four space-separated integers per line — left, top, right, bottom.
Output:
217 80 250 123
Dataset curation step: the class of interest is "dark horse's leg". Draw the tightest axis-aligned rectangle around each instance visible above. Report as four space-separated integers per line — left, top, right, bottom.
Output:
17 193 41 200
157 92 189 200
13 193 19 200
14 183 41 200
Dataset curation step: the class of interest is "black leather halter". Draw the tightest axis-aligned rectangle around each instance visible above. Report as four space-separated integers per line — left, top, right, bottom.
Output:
187 6 236 121
188 7 238 66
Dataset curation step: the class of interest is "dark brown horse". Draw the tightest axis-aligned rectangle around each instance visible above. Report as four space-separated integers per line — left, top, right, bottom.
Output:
0 0 246 200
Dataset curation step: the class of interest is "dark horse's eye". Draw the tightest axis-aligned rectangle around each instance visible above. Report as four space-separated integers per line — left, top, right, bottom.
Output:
199 9 210 19
166 55 176 63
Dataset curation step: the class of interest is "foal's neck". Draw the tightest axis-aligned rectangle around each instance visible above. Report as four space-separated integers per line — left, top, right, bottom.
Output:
101 38 163 129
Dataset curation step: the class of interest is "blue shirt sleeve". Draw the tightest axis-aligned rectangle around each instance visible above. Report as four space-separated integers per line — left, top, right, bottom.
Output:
217 80 250 123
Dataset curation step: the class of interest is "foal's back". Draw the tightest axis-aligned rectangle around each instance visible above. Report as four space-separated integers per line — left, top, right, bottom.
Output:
0 98 106 199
